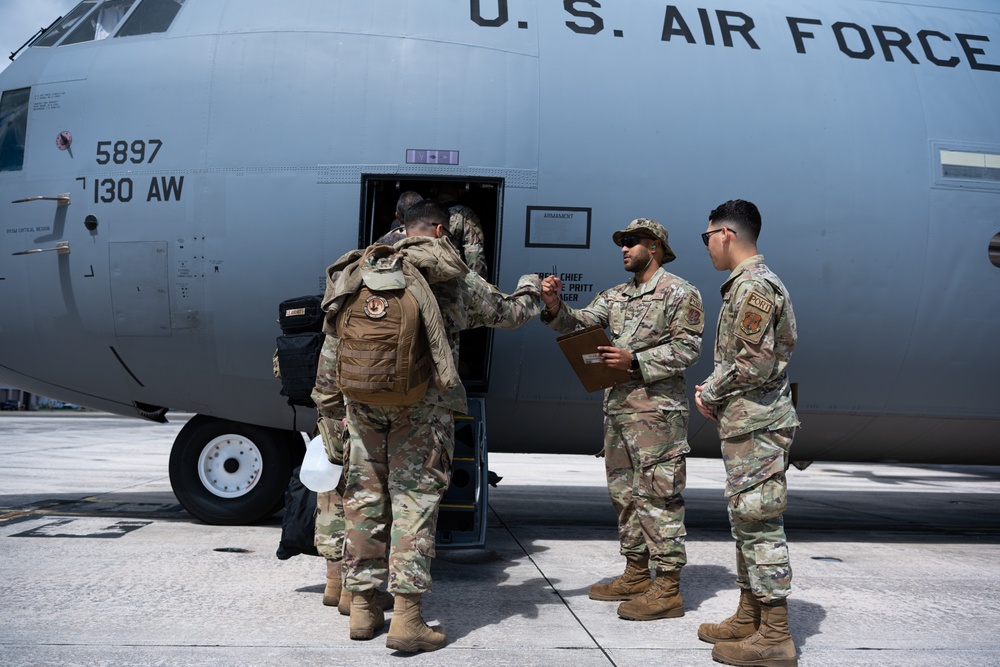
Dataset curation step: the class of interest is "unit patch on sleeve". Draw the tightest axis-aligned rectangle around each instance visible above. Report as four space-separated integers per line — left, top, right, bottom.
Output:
735 290 774 344
680 292 704 333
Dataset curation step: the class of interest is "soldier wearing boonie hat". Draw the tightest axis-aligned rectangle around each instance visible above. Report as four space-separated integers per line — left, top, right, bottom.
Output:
612 218 677 264
540 216 704 623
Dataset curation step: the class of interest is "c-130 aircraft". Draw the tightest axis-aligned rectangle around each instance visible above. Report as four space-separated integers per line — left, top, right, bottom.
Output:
1 0 998 526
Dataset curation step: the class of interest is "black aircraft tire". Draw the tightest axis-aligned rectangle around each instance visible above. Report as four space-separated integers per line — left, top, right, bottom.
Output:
169 415 303 525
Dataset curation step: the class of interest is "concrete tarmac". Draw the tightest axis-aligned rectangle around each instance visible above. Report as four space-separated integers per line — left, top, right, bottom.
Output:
1 412 999 667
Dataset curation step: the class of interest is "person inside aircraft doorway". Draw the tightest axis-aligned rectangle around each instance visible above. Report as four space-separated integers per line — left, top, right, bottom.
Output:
432 183 488 279
376 191 424 246
540 218 704 621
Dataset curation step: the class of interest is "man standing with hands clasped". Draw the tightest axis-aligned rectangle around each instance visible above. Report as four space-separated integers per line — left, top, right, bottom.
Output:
540 218 703 621
695 199 800 667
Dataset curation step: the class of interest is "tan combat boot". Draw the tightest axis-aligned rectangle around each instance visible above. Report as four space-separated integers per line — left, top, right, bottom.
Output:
385 592 447 653
588 555 652 601
348 589 385 641
697 587 760 643
323 559 342 607
617 569 684 620
339 586 394 616
711 599 797 667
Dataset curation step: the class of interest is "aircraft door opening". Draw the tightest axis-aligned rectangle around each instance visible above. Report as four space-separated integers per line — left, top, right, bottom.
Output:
360 176 502 392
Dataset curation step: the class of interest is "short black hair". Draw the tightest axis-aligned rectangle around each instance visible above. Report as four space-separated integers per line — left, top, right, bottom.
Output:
395 191 423 220
709 199 761 243
404 199 451 234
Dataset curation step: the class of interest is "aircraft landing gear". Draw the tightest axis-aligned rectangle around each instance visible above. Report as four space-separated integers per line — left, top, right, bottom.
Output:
169 415 304 525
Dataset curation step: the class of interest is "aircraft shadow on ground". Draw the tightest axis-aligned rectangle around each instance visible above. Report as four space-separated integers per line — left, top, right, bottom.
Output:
487 484 1000 542
811 464 1000 485
3 478 1000 541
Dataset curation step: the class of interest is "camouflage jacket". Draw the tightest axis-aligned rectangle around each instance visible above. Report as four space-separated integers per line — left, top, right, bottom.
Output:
448 204 488 279
312 236 540 416
699 255 800 439
542 267 703 415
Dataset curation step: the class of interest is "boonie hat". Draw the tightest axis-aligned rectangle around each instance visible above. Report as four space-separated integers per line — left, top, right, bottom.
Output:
612 218 676 263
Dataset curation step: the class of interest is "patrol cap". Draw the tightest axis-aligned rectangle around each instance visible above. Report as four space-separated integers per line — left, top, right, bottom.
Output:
360 248 406 290
612 218 676 263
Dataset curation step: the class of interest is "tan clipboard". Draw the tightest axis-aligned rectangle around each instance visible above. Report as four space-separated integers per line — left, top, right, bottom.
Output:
555 325 631 392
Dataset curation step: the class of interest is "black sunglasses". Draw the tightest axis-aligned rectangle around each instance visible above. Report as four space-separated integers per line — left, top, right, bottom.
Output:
621 235 649 248
701 228 734 246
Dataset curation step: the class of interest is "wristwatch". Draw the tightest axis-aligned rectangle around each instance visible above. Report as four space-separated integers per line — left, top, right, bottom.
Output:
630 353 639 372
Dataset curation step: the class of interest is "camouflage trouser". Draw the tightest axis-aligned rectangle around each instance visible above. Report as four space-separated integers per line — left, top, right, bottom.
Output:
315 487 345 561
342 400 454 594
314 417 348 561
604 410 689 572
723 427 796 604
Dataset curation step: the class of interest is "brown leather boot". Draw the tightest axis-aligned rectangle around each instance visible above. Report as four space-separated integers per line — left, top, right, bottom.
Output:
617 569 683 620
339 586 394 616
348 589 385 641
385 593 447 653
338 586 350 615
589 555 652 601
698 587 760 643
323 559 341 607
711 599 797 667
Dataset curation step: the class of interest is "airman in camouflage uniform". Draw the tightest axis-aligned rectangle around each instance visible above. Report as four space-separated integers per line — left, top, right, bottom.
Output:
310 355 348 586
375 191 424 246
312 190 424 615
541 218 703 622
317 200 540 651
378 193 487 279
312 345 397 616
695 199 799 667
447 202 488 278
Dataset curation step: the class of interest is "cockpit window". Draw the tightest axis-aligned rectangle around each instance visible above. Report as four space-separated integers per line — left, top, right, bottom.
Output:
62 0 138 45
0 88 31 173
116 0 186 37
33 2 99 47
32 0 185 49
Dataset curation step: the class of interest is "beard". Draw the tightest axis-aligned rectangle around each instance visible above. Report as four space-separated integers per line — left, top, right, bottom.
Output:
625 251 651 274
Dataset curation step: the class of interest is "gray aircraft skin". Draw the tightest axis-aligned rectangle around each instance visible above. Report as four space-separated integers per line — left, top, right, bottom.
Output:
1 0 999 523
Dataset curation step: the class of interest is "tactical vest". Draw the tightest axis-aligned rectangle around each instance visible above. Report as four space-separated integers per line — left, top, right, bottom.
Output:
335 247 432 406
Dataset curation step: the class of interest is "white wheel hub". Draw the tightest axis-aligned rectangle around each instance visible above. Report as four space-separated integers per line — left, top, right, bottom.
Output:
197 434 263 498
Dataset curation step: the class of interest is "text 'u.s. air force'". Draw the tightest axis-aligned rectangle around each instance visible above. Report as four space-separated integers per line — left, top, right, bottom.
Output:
469 1 1000 73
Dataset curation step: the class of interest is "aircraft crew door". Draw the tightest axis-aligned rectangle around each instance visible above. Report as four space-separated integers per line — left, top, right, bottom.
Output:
360 176 502 393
